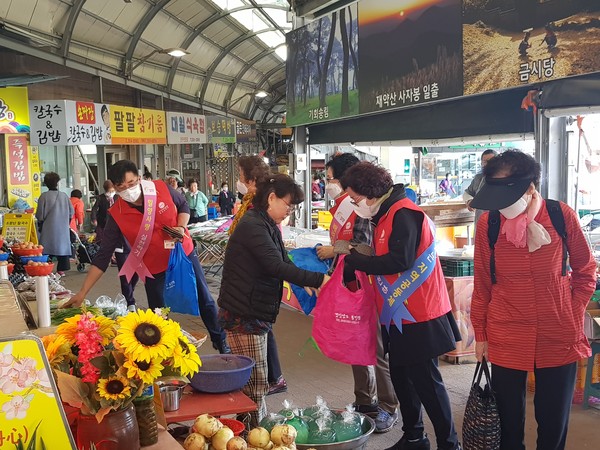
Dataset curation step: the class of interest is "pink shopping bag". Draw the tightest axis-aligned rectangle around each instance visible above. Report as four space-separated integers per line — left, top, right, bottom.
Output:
311 255 378 366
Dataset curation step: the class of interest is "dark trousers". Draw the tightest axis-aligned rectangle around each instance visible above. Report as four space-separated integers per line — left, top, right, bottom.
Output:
389 358 459 450
267 329 283 383
491 362 577 450
143 248 226 345
51 255 71 272
114 250 138 306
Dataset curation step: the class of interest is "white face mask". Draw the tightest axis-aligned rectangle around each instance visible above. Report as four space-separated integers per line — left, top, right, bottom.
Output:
499 194 531 219
353 198 380 219
119 183 141 203
222 186 228 192
106 191 115 198
325 182 343 199
236 180 248 195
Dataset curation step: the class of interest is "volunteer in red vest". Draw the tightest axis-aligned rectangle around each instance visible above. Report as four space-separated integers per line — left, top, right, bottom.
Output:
65 160 231 354
469 150 596 450
342 162 461 450
317 153 399 434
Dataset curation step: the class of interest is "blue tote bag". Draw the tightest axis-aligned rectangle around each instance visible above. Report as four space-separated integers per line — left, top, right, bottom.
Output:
163 242 200 315
288 246 331 315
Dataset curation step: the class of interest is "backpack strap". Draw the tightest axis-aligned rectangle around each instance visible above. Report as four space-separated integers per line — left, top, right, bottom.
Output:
545 199 568 276
487 210 501 284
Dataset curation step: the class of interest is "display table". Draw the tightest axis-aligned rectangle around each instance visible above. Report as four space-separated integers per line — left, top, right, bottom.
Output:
420 201 474 227
164 387 256 424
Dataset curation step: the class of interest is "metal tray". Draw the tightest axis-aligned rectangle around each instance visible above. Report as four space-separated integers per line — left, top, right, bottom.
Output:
296 413 375 450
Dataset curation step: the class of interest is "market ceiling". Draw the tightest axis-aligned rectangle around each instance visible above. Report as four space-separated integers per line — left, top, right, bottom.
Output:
0 0 293 123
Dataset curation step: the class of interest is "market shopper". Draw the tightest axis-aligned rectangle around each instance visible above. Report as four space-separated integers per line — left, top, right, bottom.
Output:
185 178 209 223
218 182 235 216
230 155 288 396
463 149 498 228
317 153 399 433
69 189 85 233
91 180 138 311
36 172 74 276
439 173 456 196
469 150 596 450
218 174 329 426
342 162 462 450
65 160 231 354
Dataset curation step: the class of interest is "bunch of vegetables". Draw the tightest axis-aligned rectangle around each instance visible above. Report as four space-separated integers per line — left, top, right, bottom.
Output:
184 414 317 450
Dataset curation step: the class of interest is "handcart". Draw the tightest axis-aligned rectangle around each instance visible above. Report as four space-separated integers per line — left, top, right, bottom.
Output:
71 230 99 272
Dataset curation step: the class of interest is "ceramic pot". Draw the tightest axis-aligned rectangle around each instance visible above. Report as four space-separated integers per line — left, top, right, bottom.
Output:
76 404 140 450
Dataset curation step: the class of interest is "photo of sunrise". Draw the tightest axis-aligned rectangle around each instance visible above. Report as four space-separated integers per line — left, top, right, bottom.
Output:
358 0 463 114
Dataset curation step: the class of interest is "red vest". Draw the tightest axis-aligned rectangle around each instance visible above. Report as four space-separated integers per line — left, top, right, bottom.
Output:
329 193 357 244
110 180 194 274
374 198 450 323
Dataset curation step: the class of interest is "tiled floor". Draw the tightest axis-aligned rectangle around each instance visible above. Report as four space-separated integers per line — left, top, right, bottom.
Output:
61 266 600 449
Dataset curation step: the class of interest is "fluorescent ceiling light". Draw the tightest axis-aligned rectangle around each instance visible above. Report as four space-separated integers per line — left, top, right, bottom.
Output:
255 90 268 98
164 48 189 58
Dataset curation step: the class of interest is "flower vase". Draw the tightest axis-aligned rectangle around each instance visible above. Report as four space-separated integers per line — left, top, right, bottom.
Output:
134 397 159 446
76 404 140 450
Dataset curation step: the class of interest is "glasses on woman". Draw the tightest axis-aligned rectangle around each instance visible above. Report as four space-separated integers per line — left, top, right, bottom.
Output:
281 198 300 215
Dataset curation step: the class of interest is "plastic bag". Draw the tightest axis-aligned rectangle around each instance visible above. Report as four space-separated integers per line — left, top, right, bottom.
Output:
94 293 127 318
163 242 199 315
288 246 331 315
311 255 378 366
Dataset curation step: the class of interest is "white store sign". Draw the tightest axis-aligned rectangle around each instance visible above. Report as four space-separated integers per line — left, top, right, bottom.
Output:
166 112 207 144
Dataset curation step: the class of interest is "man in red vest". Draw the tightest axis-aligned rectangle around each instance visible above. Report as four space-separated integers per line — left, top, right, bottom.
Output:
317 153 399 434
66 160 230 354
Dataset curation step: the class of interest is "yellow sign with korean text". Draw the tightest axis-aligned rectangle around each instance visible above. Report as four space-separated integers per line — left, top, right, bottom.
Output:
0 336 76 449
4 134 37 212
110 105 166 144
0 87 30 133
29 146 42 210
1 214 37 244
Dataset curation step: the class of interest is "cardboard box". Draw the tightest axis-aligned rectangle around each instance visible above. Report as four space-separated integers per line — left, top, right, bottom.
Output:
444 276 475 357
585 310 600 340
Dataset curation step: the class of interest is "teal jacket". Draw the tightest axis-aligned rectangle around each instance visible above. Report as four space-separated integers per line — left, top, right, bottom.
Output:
185 190 209 216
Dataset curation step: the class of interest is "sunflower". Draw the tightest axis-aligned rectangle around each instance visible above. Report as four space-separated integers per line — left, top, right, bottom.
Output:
92 315 118 346
171 337 202 378
115 310 179 362
55 315 81 344
97 375 132 401
123 357 164 384
41 334 72 366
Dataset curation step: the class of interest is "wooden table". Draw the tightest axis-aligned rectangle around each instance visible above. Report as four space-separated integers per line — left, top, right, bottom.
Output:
143 427 182 449
164 387 257 423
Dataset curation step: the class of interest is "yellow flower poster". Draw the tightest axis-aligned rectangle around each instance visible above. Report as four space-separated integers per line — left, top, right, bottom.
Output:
0 336 75 449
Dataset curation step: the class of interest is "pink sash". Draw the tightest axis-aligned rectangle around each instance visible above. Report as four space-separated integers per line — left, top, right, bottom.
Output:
119 180 157 283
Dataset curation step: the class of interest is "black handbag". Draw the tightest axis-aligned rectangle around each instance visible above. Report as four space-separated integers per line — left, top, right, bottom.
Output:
462 358 501 450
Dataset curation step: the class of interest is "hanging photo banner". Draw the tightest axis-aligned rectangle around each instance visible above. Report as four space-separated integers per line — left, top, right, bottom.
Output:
30 145 42 210
236 119 257 143
207 116 236 144
286 0 600 127
0 86 30 133
29 101 112 146
110 105 166 144
166 112 207 144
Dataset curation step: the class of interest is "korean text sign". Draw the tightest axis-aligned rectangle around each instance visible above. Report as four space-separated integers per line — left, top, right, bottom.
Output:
29 101 112 146
207 116 236 144
110 105 166 144
166 112 207 144
4 134 36 210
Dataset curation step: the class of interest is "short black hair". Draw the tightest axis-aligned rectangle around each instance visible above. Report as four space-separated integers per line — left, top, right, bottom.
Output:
484 149 541 188
71 189 83 198
187 178 199 188
325 153 360 179
253 174 304 211
103 180 113 192
221 181 228 188
43 172 60 189
482 149 498 159
108 160 138 185
341 162 393 199
101 104 108 116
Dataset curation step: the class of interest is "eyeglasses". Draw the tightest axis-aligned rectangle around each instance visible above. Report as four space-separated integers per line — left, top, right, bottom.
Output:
326 177 337 182
349 195 364 207
281 198 300 215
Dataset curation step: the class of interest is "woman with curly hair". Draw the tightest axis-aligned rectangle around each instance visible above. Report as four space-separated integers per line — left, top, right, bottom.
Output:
342 162 461 450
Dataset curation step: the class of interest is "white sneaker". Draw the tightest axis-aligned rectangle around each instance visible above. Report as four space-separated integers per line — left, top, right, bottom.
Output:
127 305 137 313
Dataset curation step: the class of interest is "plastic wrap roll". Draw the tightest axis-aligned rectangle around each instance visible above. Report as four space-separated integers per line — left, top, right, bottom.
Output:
0 266 8 281
35 275 51 328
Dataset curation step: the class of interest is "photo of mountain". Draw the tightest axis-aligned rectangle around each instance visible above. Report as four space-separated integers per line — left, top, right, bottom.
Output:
358 0 463 114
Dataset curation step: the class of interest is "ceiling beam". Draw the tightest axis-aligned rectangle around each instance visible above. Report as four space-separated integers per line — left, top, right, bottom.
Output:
60 0 87 57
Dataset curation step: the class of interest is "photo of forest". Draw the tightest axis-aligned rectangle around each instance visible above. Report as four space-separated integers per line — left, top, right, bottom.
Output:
358 0 463 114
286 4 359 127
463 0 600 95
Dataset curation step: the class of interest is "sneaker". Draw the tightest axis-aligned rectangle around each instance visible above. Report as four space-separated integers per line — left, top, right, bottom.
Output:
352 403 379 417
374 408 399 433
267 376 288 395
385 433 431 450
57 271 66 277
127 305 137 313
212 338 232 354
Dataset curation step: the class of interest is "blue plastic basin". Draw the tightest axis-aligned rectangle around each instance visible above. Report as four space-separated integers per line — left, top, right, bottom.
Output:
0 253 9 261
190 354 255 393
20 255 49 264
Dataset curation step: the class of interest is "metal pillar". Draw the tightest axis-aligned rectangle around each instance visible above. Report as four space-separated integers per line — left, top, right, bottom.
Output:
92 76 107 185
294 126 311 229
537 113 569 202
